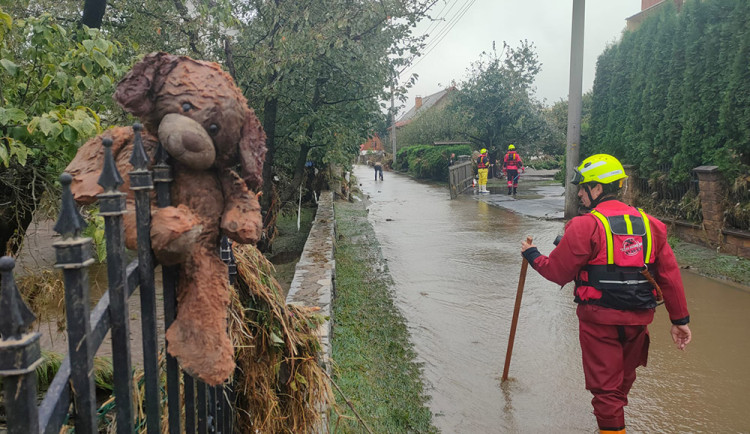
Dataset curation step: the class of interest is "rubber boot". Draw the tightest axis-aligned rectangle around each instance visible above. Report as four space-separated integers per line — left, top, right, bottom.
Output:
507 187 512 195
513 187 517 196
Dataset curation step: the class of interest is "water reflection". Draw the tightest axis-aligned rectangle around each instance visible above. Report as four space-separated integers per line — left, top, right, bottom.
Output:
354 165 750 433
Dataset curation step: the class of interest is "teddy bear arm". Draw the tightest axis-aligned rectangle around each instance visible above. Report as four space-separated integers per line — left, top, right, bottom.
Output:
150 205 202 266
219 169 262 245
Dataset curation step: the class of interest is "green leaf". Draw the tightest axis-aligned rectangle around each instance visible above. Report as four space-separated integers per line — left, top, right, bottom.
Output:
94 38 110 53
0 108 27 125
10 141 28 166
92 50 113 70
0 11 12 30
27 117 39 134
270 331 284 345
54 23 66 38
82 39 95 52
82 76 94 89
38 116 63 138
42 73 53 88
294 372 308 386
62 125 74 142
55 71 68 85
0 58 18 76
0 141 8 167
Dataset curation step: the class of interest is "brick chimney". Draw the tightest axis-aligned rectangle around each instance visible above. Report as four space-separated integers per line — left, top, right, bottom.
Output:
415 96 422 110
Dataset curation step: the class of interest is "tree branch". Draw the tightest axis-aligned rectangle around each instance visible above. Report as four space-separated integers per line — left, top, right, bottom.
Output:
171 0 203 57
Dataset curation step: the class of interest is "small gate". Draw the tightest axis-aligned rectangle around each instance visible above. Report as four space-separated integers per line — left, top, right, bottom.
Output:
0 124 235 433
448 159 475 199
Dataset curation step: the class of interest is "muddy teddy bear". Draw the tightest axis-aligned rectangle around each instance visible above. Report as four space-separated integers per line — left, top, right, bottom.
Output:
65 52 266 385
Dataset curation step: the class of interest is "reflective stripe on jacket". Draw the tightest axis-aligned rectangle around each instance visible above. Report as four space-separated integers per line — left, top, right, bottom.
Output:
477 154 489 169
574 206 657 310
521 200 690 326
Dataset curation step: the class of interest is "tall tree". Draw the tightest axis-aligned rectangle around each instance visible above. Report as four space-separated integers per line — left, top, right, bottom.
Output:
230 0 433 236
450 40 545 156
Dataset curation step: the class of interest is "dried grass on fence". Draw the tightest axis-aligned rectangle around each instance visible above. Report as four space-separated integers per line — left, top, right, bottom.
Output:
230 243 332 433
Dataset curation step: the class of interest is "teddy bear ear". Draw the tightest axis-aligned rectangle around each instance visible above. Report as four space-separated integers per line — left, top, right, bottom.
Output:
238 107 267 192
113 52 181 117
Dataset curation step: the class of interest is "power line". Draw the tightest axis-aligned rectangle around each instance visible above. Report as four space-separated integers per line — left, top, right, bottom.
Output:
400 0 478 76
421 0 460 40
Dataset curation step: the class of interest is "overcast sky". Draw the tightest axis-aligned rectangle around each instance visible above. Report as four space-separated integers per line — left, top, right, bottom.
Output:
394 0 642 116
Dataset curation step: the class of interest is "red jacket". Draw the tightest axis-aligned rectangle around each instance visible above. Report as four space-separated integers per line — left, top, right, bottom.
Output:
523 200 690 326
503 151 523 170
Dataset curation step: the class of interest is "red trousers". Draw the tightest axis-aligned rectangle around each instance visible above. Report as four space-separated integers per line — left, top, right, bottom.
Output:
579 320 650 430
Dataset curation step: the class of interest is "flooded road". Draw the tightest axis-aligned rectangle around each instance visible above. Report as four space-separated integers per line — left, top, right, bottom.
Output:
353 164 750 433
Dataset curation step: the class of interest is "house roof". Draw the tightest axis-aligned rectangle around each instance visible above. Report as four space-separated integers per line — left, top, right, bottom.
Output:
359 134 384 152
396 87 454 127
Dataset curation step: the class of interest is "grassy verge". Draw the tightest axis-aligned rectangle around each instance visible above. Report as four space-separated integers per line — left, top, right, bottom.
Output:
330 196 436 433
670 237 750 287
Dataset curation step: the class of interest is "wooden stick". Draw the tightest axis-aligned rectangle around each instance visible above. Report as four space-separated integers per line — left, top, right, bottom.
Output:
323 370 375 434
502 236 533 382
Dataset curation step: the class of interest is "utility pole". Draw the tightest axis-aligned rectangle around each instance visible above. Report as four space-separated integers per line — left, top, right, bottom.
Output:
565 0 585 219
390 82 397 163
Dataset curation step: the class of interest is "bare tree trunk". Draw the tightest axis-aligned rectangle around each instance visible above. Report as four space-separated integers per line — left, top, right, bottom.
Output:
260 94 279 215
224 38 237 79
278 143 311 208
277 79 323 208
81 0 107 28
171 0 203 57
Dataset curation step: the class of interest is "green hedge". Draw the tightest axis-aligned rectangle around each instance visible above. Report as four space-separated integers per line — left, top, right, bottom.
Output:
589 0 750 185
394 144 473 181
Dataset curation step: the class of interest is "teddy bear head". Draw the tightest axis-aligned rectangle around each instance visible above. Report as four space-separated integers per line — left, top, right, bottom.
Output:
113 52 266 190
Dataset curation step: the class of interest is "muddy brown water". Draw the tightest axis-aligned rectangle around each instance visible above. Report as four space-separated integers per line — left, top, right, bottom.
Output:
354 165 750 433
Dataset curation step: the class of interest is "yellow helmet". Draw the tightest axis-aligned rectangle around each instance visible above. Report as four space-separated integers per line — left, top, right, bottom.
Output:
572 154 627 186
480 148 487 154
508 144 515 150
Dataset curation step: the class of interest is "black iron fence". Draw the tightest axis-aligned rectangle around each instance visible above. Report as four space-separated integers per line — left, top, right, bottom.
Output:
633 165 702 224
0 125 235 433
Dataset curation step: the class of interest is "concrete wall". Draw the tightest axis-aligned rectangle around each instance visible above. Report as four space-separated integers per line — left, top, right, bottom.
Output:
285 191 335 372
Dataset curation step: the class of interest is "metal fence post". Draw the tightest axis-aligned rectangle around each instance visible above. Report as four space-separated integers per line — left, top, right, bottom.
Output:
0 256 43 434
129 123 161 433
153 140 183 434
53 173 98 433
220 236 236 434
98 137 135 433
197 381 208 432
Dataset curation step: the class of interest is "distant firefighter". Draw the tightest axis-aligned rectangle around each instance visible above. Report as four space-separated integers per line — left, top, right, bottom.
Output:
503 144 524 196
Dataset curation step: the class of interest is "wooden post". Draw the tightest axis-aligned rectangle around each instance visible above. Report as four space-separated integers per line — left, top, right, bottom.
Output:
502 236 533 382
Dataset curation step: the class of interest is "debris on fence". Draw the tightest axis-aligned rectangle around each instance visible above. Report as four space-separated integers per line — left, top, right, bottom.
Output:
230 244 333 433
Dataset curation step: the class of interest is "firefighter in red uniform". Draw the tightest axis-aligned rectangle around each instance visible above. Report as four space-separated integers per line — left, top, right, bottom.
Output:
503 144 524 196
520 154 691 434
